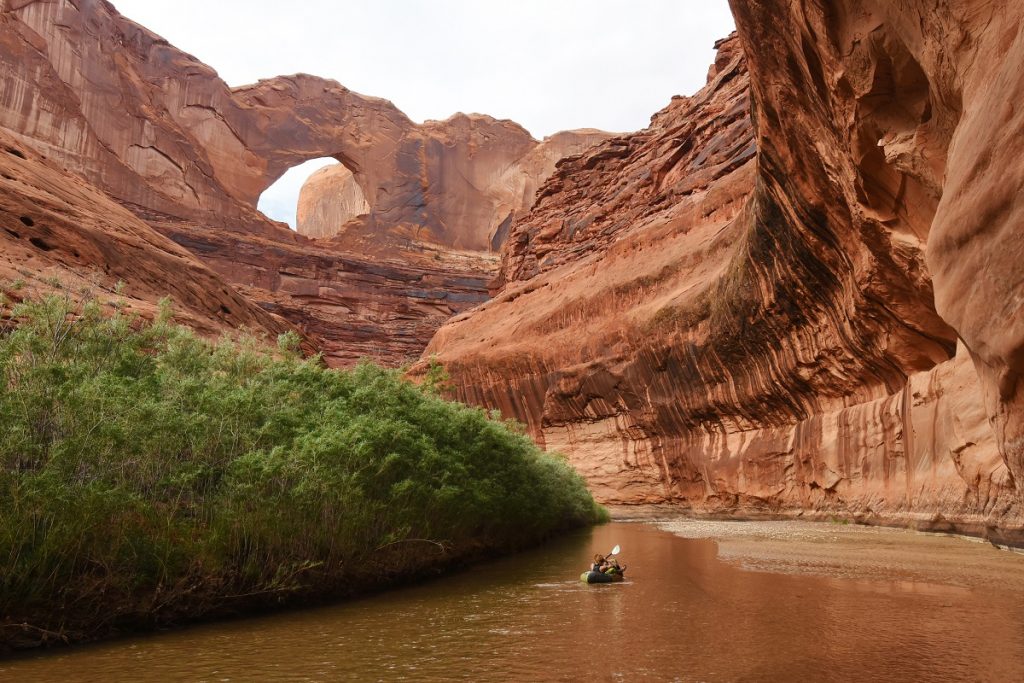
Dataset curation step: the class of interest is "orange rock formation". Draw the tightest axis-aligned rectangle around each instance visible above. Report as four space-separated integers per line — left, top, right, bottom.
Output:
0 0 606 365
0 126 291 339
424 2 1024 540
295 127 610 248
296 165 369 240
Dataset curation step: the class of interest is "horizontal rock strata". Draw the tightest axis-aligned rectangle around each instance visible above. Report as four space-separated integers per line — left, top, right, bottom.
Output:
150 214 495 366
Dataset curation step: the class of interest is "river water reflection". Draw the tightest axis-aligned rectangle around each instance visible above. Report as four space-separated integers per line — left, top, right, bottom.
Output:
4 520 1024 681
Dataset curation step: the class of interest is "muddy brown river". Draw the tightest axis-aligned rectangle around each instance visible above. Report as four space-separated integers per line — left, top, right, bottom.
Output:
4 518 1024 681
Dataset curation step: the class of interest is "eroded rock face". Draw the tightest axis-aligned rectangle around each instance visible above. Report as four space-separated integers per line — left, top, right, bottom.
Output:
485 128 614 252
1 0 410 236
0 0 603 365
0 128 292 339
154 215 496 366
1 1 609 252
424 16 1024 538
729 0 1024 532
6 0 1019 535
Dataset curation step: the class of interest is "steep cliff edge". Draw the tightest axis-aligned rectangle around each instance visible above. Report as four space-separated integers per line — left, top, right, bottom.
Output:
424 6 1024 539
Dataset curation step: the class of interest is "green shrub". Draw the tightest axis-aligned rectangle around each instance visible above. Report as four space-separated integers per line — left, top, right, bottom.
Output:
0 294 604 645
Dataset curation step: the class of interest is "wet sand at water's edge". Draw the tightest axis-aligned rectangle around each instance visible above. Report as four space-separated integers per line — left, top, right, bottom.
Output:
3 513 1024 681
647 514 1024 589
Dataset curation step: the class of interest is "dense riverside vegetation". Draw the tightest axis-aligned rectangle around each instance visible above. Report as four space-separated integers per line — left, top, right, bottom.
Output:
0 294 605 649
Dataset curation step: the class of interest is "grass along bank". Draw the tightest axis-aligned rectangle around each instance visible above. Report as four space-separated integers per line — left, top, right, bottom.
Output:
0 294 606 651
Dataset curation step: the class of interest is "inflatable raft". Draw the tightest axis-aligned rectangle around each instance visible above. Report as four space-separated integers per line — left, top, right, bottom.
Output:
580 570 625 584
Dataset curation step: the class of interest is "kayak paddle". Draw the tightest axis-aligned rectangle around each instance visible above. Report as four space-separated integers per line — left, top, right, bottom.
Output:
607 544 620 557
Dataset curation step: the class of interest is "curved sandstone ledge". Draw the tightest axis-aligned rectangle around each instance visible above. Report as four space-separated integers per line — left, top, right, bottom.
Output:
438 349 1020 539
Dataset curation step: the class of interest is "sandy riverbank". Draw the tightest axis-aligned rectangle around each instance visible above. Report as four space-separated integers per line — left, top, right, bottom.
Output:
609 505 1024 591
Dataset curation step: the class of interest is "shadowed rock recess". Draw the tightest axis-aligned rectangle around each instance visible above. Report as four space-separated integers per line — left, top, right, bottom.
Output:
423 2 1024 541
0 0 608 365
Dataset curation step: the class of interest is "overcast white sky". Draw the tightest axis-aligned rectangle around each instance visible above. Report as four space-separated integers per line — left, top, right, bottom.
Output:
111 0 736 226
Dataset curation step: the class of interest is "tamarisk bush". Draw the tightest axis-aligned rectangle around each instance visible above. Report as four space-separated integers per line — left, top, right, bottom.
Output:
0 294 605 648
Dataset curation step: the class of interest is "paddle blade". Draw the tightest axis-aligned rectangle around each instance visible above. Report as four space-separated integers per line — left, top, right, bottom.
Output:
609 544 621 556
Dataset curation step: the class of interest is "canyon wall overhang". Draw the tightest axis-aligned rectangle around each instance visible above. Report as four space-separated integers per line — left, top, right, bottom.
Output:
422 3 1024 538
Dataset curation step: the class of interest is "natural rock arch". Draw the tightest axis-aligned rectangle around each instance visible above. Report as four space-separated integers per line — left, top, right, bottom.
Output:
3 1 611 251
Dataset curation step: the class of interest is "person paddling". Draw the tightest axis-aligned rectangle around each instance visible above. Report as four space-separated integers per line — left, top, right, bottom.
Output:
581 546 627 583
604 556 625 575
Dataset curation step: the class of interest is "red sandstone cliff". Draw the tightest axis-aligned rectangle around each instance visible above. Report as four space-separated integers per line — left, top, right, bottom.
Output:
1 0 609 251
0 0 605 365
424 7 1024 540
